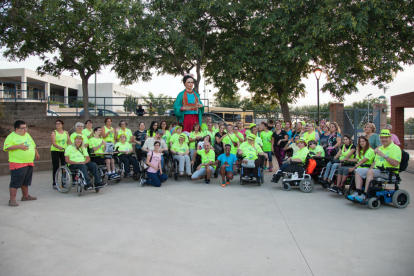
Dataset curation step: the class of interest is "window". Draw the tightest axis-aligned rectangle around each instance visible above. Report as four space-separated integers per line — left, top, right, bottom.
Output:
245 115 253 123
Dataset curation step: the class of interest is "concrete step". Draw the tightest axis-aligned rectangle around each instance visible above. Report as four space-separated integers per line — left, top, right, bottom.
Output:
0 160 53 176
1 147 52 164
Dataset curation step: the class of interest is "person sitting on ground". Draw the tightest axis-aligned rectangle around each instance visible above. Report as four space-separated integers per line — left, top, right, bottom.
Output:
70 122 89 148
65 134 106 190
203 122 216 145
191 141 217 185
51 119 70 190
5 120 40 206
189 123 203 158
169 123 189 147
385 124 401 146
237 134 268 181
171 134 192 176
142 129 169 168
320 134 356 187
348 129 401 202
272 138 309 183
115 134 140 178
89 127 119 180
140 141 168 187
217 144 238 187
116 120 133 144
329 136 375 194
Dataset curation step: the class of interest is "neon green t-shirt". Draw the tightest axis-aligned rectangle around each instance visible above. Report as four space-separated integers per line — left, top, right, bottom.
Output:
82 128 94 143
4 132 36 163
117 128 133 142
260 130 273 152
115 142 133 156
70 132 88 145
170 133 189 145
222 133 239 155
103 126 115 143
356 148 375 168
374 142 401 169
51 130 68 152
291 147 309 164
197 149 216 169
171 142 189 154
201 124 216 132
239 141 263 161
89 137 105 154
146 130 156 138
339 144 355 160
303 131 316 144
160 130 171 148
64 145 89 164
189 131 203 149
203 129 216 145
309 145 325 157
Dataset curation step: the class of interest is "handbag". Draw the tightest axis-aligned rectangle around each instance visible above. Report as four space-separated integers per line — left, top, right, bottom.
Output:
143 151 154 170
242 159 256 168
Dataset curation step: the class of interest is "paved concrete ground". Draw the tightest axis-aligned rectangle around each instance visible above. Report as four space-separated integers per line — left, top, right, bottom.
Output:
1 169 413 276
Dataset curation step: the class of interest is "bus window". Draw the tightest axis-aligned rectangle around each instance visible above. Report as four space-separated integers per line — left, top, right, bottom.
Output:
245 115 253 123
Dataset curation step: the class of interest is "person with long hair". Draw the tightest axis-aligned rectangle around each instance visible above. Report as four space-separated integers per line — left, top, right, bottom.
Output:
327 122 342 154
116 120 133 144
321 134 355 187
292 121 305 140
147 121 159 139
159 120 171 147
173 74 204 132
215 124 227 151
319 124 331 148
140 141 168 187
189 122 203 159
364 123 381 148
272 122 288 169
102 118 115 145
303 123 319 144
133 122 146 160
260 122 274 171
82 120 94 146
329 136 375 194
51 119 70 189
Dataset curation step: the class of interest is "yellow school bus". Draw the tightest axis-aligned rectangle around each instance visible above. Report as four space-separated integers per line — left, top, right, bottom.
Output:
205 106 254 127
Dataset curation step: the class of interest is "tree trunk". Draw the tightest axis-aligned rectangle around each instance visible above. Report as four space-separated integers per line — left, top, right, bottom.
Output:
80 75 90 121
277 90 291 121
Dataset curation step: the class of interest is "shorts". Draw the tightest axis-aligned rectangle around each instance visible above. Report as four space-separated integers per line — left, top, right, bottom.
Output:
355 168 395 180
265 152 272 162
191 166 216 179
92 157 107 165
10 166 33 189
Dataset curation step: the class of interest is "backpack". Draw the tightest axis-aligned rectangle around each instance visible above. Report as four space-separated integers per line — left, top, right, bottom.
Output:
306 159 317 174
399 150 410 172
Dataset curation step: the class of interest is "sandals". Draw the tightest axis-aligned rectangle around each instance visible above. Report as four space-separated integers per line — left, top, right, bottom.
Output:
9 199 18 207
21 195 37 201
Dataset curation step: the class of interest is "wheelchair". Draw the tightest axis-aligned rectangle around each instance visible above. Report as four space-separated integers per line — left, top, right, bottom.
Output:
239 155 265 186
54 165 100 196
346 166 410 209
170 153 192 181
91 152 123 183
274 157 314 193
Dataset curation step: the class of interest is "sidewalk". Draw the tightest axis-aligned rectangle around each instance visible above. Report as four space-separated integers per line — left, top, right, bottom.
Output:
1 170 413 276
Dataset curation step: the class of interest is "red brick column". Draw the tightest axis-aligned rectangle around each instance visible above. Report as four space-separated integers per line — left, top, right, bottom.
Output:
330 103 344 135
391 91 414 150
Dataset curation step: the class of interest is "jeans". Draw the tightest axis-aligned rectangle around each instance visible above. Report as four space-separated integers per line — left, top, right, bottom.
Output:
70 162 102 185
276 163 291 176
323 162 339 180
135 148 143 161
190 149 196 160
274 147 285 168
265 152 273 162
119 155 140 175
146 170 168 187
51 151 66 186
191 166 216 179
173 154 191 174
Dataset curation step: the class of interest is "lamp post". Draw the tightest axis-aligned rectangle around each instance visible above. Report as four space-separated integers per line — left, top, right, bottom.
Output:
367 93 372 123
313 68 322 125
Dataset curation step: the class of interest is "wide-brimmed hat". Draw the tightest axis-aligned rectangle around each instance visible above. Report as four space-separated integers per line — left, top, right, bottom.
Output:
179 134 186 139
296 138 307 145
247 134 256 140
379 129 391 137
74 134 84 140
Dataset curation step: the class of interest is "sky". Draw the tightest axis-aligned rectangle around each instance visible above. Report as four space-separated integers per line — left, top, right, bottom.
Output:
1 54 413 120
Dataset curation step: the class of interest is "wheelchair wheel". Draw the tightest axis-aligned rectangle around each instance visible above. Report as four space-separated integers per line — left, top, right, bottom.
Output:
368 197 380 210
261 169 265 184
282 182 290 191
299 179 314 193
88 172 95 187
174 172 178 181
257 177 261 186
392 190 410 208
240 174 243 185
116 178 121 183
77 181 82 197
95 188 100 193
55 166 72 193
214 168 218 178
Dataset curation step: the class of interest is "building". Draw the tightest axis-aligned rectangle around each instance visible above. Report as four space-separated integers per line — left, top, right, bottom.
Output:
0 68 141 112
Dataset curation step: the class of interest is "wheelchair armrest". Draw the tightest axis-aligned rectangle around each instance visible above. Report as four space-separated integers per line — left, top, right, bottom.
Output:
289 161 303 165
360 164 371 168
312 156 324 159
332 159 341 164
341 161 356 167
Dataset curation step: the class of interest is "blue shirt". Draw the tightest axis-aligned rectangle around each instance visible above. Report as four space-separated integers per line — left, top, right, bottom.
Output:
217 153 237 172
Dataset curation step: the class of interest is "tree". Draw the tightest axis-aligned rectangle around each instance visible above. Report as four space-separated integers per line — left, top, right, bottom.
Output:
113 0 219 93
205 0 414 121
0 0 135 120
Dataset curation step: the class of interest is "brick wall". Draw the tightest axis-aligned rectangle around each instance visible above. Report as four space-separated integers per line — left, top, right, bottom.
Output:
391 91 414 150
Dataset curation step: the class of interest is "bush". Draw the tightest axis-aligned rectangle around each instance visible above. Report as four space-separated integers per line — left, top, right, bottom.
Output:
69 100 95 108
49 100 66 108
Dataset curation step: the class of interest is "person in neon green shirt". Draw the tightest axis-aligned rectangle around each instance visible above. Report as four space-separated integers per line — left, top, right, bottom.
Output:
303 124 319 144
70 122 89 147
89 127 118 180
116 134 140 178
245 123 256 138
102 118 115 144
191 142 217 184
237 134 267 181
65 134 105 190
222 125 239 155
250 125 263 148
349 129 402 203
189 123 203 159
201 115 216 132
307 140 325 157
51 119 71 189
169 123 189 147
82 120 94 145
115 120 133 144
272 138 309 183
159 120 171 148
4 120 40 206
260 123 273 171
146 121 159 139
203 122 216 145
171 134 192 176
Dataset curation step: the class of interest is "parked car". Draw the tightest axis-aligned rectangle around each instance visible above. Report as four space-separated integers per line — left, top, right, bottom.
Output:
203 112 227 126
47 109 60 116
78 108 119 116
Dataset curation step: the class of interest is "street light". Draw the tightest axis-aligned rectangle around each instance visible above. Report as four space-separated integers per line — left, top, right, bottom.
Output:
367 93 372 123
313 67 322 125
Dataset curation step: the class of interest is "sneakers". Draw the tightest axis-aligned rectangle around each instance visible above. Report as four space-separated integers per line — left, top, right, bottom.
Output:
329 186 339 192
95 183 105 189
354 194 366 202
86 184 94 190
221 181 226 187
140 179 146 187
269 167 273 172
251 177 257 181
53 185 58 190
226 179 230 185
264 166 268 170
337 189 343 195
124 172 133 178
347 192 359 200
204 179 210 185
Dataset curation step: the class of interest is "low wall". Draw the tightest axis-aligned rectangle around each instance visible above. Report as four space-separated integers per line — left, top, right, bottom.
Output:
404 139 414 150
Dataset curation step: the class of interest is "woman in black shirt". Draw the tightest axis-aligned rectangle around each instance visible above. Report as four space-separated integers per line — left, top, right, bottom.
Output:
271 122 288 168
133 122 146 160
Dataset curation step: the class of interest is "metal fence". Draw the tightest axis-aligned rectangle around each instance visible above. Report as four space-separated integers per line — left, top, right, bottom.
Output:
0 82 46 102
405 126 414 140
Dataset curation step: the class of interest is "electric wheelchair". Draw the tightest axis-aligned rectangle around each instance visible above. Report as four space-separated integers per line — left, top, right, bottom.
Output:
55 165 100 196
238 154 265 186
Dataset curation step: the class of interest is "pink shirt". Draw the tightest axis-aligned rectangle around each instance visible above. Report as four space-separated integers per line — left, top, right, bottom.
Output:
147 151 162 173
239 129 246 138
391 133 401 146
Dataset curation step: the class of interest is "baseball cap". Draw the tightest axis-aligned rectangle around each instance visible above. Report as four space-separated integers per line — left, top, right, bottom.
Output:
74 134 84 140
156 130 164 134
379 129 391 137
296 138 307 145
247 134 256 140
